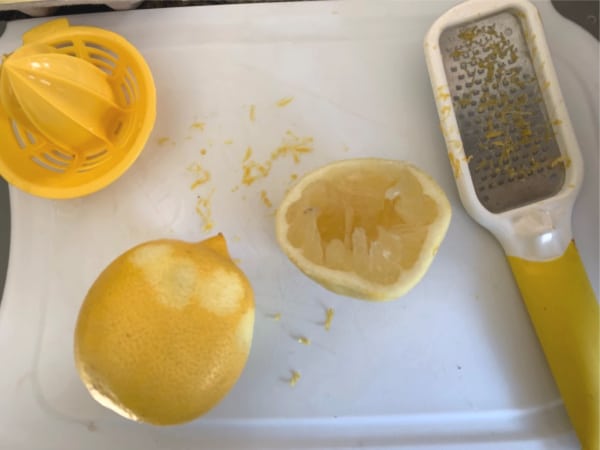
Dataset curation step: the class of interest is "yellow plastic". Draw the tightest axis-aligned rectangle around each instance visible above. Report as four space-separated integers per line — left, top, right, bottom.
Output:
0 19 156 199
508 241 599 450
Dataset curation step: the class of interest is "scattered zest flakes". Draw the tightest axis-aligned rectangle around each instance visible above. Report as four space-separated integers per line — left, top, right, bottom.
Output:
241 131 313 186
231 185 240 193
449 140 462 150
187 163 212 190
324 308 334 331
550 156 571 168
191 121 205 131
195 188 215 232
270 313 282 321
243 146 253 163
249 104 256 122
233 258 241 265
200 148 207 156
485 129 503 139
296 336 311 345
242 160 270 186
276 96 294 107
436 85 451 101
157 137 171 146
190 176 210 190
260 190 273 208
224 139 234 145
290 173 298 181
279 131 314 163
289 370 301 387
448 152 461 179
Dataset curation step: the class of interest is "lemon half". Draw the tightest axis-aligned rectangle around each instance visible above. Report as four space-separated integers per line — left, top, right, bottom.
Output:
74 234 254 425
276 158 451 300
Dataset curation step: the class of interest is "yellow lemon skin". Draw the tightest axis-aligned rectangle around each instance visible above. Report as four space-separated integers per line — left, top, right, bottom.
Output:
74 234 254 425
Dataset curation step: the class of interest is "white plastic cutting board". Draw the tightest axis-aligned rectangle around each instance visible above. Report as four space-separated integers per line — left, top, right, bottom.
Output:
0 1 597 449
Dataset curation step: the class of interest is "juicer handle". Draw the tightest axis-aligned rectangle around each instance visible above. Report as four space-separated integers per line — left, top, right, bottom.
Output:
508 240 599 450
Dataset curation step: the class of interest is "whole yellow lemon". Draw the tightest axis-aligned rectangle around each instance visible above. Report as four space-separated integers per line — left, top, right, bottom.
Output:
74 234 254 425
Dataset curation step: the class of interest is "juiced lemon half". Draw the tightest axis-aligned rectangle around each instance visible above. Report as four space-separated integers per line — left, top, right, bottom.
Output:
275 158 451 300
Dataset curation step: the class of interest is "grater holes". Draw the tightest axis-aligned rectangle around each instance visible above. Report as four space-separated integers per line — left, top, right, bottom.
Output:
450 66 458 73
458 74 465 81
441 13 566 212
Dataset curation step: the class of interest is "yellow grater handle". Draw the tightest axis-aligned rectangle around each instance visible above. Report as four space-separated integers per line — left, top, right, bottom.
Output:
508 241 599 450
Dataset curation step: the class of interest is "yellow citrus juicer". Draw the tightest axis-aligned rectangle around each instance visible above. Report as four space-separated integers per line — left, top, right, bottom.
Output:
424 0 598 448
0 18 156 199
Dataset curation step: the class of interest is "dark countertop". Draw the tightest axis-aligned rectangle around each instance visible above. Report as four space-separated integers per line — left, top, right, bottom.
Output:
0 0 597 40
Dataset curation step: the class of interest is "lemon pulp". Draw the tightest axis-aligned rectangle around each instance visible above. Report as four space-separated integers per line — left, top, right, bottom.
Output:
276 158 451 300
